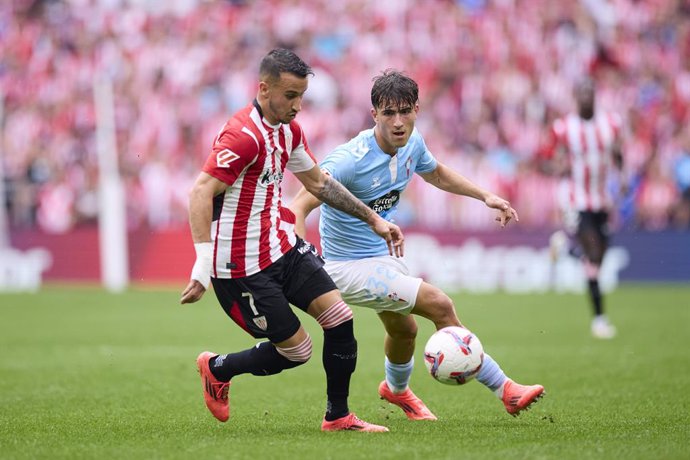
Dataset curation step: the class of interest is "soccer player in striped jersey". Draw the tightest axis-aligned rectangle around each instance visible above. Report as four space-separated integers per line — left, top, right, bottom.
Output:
180 49 405 432
546 77 624 339
290 70 544 421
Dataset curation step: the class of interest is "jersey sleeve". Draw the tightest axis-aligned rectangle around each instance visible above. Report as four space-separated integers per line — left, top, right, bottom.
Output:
538 120 563 160
413 131 438 174
202 127 260 186
538 118 566 160
320 148 356 187
286 123 317 173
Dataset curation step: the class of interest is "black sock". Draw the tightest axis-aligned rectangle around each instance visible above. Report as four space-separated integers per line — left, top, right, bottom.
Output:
322 319 357 421
588 279 603 317
209 342 304 382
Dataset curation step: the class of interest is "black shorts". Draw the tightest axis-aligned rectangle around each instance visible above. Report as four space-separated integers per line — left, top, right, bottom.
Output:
210 239 337 343
576 211 610 247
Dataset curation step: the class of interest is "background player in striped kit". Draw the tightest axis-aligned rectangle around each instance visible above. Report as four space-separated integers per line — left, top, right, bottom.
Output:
180 49 404 432
546 77 625 339
290 70 544 421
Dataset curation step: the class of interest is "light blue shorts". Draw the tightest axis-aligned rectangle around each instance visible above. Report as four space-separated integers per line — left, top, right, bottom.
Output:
324 256 423 315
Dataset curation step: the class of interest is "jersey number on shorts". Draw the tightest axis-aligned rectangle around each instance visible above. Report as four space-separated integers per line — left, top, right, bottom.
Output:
242 292 260 315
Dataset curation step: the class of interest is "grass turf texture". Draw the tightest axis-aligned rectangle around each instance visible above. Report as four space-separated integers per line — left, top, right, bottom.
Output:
0 284 688 460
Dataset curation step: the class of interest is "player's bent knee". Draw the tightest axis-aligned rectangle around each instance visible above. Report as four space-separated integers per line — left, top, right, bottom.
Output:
388 327 417 342
427 291 458 324
405 321 419 339
276 334 313 363
384 317 418 340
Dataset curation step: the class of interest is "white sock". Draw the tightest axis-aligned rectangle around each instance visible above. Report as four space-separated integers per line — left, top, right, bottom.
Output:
476 353 508 398
384 356 414 393
492 380 508 399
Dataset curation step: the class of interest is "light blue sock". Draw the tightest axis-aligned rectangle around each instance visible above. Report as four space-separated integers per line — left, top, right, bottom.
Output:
476 353 508 397
384 356 414 393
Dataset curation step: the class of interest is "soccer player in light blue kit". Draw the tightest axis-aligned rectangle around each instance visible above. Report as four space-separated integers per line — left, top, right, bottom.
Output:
291 70 545 420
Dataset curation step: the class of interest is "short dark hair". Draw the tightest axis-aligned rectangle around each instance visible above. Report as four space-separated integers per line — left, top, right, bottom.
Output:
371 69 419 109
259 48 314 82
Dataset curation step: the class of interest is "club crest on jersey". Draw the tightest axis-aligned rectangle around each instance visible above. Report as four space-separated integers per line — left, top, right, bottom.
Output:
368 190 400 214
259 168 283 187
216 149 240 168
253 315 268 331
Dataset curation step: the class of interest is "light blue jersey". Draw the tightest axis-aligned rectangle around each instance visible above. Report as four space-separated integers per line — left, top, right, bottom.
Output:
319 128 437 260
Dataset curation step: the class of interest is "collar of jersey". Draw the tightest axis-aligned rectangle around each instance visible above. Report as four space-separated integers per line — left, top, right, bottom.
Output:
252 99 282 129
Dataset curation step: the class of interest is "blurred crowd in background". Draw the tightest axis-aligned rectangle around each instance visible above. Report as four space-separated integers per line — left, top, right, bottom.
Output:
2 0 690 235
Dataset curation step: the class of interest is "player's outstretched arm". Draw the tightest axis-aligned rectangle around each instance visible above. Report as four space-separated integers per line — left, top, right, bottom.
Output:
181 172 227 304
289 185 323 238
420 162 518 228
294 166 404 257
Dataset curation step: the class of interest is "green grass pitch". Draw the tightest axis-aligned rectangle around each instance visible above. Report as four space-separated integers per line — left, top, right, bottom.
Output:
1 284 688 460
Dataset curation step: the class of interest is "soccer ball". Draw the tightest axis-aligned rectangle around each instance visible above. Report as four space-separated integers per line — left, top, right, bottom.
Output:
423 326 484 385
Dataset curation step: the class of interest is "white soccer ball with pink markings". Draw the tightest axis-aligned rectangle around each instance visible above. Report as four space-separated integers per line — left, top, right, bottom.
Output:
423 326 484 385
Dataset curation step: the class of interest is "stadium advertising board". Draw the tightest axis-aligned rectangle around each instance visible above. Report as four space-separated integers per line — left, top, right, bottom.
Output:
6 227 689 291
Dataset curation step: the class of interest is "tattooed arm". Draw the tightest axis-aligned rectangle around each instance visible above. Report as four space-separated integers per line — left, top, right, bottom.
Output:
294 165 404 256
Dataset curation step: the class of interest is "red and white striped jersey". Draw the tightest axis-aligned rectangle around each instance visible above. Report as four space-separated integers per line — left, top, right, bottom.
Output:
552 112 622 212
202 100 316 279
